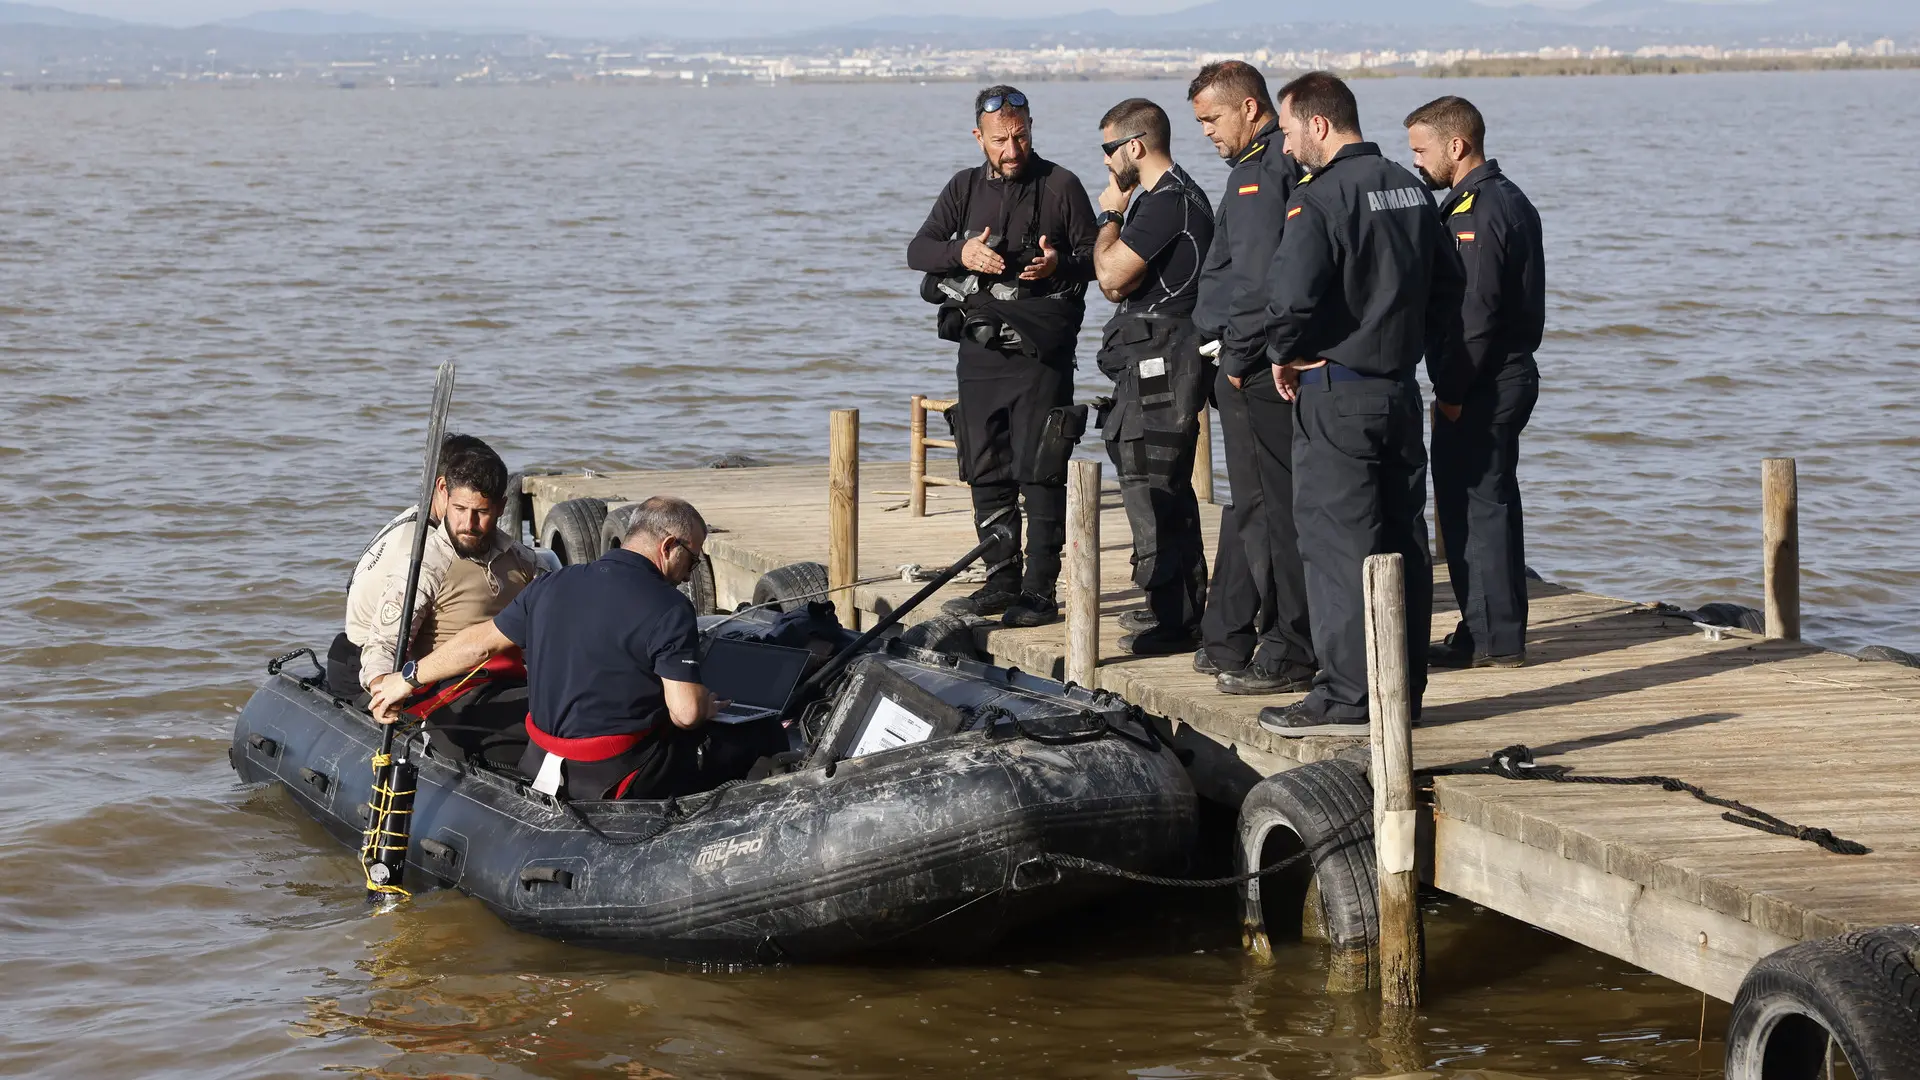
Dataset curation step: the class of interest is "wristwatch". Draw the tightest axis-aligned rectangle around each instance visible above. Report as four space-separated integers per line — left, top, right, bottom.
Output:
400 660 423 689
1096 209 1125 229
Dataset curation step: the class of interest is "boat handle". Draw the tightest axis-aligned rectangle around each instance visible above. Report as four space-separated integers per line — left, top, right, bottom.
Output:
420 839 458 866
248 734 280 757
519 866 574 890
298 767 329 794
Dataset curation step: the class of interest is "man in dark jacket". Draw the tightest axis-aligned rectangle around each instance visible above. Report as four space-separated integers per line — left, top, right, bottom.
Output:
1257 72 1468 737
908 85 1098 628
1407 95 1546 670
1186 60 1317 695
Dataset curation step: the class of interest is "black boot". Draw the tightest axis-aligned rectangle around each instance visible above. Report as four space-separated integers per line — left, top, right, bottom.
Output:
942 585 1021 618
1216 657 1314 696
1002 592 1059 628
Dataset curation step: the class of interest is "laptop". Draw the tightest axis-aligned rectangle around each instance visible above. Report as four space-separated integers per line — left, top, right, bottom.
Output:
700 637 813 724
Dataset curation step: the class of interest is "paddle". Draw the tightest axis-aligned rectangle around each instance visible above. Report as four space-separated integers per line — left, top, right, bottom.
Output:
361 361 457 903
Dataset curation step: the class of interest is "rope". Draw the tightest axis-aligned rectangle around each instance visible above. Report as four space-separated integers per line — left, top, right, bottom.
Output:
1044 846 1312 888
1423 745 1871 856
359 752 414 897
557 779 748 847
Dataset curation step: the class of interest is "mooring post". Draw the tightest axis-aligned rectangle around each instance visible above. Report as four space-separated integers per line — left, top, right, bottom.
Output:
1192 406 1214 505
1364 552 1422 1008
1065 459 1102 687
829 408 860 630
908 394 928 518
1762 457 1800 641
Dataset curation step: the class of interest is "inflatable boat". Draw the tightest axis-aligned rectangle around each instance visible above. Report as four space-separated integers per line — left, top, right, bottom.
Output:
229 610 1197 962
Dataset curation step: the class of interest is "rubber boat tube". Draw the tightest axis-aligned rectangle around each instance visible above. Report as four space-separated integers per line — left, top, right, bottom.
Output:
229 638 1198 962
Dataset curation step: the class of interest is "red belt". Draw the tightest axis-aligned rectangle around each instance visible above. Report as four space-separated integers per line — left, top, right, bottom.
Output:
523 715 650 762
402 650 526 719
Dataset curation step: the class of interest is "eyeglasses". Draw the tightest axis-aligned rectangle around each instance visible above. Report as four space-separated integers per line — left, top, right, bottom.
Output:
980 91 1028 114
1101 131 1144 157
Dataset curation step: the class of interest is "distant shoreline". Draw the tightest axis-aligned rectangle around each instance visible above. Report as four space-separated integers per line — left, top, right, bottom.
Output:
9 54 1918 93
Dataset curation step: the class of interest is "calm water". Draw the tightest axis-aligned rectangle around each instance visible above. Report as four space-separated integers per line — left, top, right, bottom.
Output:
1 72 1913 1077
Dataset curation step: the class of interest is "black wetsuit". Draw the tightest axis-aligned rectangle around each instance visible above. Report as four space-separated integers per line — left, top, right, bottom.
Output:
1430 160 1545 659
1096 163 1215 635
1191 121 1315 675
908 156 1097 599
1265 142 1467 720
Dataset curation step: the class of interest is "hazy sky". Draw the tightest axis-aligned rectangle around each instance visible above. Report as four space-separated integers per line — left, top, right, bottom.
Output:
49 0 1203 25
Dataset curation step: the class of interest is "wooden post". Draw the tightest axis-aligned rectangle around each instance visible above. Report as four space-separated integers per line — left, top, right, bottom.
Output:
909 394 928 518
1364 552 1421 1008
1762 457 1799 641
829 409 860 630
1192 406 1214 505
1065 459 1102 687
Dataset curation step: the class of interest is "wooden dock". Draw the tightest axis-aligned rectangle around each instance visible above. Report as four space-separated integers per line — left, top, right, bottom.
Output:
525 459 1920 1004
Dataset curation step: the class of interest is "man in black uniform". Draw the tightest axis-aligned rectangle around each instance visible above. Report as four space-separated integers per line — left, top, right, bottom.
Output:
908 85 1098 628
1186 60 1318 694
1406 96 1545 669
1257 72 1467 737
1090 97 1216 653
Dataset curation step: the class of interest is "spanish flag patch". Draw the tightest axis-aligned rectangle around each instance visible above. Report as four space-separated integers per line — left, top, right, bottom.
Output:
1287 206 1303 219
1456 231 1476 242
1238 183 1259 195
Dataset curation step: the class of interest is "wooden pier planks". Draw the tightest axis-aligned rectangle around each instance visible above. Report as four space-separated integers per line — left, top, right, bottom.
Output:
529 462 1920 997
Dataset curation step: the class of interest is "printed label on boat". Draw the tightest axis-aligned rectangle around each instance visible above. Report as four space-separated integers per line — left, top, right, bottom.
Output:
693 832 765 871
848 695 935 758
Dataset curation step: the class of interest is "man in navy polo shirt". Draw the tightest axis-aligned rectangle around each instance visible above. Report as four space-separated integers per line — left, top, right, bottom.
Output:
370 495 750 800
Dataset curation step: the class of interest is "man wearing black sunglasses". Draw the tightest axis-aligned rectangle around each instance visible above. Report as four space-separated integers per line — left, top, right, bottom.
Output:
908 85 1098 628
1090 96 1216 655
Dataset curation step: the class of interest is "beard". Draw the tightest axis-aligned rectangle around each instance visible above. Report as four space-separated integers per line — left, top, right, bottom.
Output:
449 528 490 558
1111 157 1140 191
1416 163 1451 191
987 150 1027 180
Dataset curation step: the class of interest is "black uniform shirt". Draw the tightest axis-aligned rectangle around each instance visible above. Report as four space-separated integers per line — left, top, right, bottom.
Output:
1265 142 1466 386
1193 119 1307 380
906 155 1097 294
1115 162 1214 319
1437 159 1545 402
493 548 699 740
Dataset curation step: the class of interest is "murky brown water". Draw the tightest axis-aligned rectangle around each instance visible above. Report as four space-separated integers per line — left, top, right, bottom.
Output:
2 72 1913 1077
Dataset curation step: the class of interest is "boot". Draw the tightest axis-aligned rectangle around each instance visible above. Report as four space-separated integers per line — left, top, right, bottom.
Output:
1002 591 1059 628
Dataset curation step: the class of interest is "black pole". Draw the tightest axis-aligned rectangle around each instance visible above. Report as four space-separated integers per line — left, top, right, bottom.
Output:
362 361 456 902
797 524 1012 699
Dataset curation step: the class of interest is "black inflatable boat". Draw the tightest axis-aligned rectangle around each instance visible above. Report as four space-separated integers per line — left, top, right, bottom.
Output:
230 624 1197 962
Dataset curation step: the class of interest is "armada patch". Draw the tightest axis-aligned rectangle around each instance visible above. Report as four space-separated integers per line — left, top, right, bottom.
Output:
1366 187 1429 212
1237 183 1259 195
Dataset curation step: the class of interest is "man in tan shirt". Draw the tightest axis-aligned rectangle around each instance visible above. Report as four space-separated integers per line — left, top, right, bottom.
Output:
328 435 542 710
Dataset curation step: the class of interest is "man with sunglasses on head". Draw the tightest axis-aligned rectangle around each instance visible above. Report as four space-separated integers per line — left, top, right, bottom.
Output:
909 85 1098 629
1089 97 1216 654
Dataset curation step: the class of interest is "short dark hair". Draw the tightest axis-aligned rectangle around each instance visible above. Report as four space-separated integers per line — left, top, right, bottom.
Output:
1188 60 1273 117
1099 97 1172 156
623 495 708 548
973 84 1029 123
1404 95 1486 153
1276 70 1361 136
439 432 509 504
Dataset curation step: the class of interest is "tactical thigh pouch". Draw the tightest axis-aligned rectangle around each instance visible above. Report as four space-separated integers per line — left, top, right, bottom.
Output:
940 401 973 483
1030 404 1088 487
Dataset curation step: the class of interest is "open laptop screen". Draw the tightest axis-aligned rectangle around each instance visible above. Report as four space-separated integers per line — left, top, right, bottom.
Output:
700 638 813 711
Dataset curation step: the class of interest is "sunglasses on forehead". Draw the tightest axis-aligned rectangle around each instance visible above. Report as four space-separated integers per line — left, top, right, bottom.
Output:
1101 131 1144 156
980 91 1028 114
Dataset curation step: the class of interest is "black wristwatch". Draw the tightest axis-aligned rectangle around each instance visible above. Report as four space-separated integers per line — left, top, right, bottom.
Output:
400 660 422 689
1096 209 1125 229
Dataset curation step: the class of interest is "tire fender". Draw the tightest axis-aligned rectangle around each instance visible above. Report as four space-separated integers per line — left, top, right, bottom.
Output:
752 562 831 614
539 497 607 567
1236 757 1379 966
1726 925 1920 1080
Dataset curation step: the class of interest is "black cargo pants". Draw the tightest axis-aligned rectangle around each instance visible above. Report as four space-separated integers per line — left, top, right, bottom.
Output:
1291 367 1433 721
1099 315 1209 631
1432 357 1539 658
952 340 1074 598
1203 366 1316 673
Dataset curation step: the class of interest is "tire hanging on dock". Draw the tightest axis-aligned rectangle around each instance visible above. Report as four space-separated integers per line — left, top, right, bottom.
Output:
540 497 607 566
1235 757 1379 964
1725 925 1920 1080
